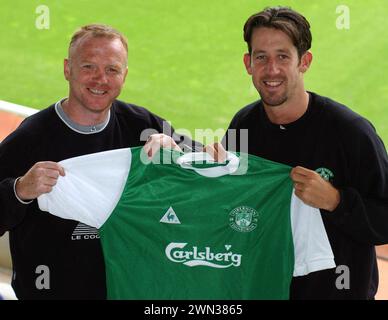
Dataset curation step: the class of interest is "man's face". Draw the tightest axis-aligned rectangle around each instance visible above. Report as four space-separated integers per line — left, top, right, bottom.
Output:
243 27 311 107
64 36 128 115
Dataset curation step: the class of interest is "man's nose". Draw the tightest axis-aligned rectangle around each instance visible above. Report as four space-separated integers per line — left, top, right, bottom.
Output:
265 59 280 75
92 68 108 83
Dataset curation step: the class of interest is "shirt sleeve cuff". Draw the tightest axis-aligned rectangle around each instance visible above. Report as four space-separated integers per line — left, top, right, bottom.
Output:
13 177 33 205
320 188 352 226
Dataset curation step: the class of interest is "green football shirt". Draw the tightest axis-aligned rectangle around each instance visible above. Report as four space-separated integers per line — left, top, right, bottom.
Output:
38 147 335 299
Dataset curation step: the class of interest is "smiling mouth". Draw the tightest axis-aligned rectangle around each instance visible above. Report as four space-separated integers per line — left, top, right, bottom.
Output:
88 88 107 95
263 81 283 88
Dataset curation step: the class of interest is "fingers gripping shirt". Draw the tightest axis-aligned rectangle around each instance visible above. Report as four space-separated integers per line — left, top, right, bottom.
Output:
38 147 335 299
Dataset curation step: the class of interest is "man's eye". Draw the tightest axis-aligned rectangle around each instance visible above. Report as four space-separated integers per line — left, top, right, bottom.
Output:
82 65 93 69
255 55 265 60
279 55 288 60
108 68 119 73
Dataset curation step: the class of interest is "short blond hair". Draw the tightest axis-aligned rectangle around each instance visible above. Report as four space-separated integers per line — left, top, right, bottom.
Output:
68 24 128 57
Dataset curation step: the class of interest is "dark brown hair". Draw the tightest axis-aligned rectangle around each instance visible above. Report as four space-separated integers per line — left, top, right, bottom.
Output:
243 6 312 58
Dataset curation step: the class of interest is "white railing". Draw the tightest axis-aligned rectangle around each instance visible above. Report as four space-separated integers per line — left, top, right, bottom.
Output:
0 100 38 117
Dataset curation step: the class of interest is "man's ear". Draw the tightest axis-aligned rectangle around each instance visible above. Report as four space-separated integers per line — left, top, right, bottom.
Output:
243 53 253 75
299 51 313 73
123 66 128 82
64 58 70 81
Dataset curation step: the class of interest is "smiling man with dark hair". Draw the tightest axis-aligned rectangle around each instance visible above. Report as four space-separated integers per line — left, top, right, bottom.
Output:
217 6 388 299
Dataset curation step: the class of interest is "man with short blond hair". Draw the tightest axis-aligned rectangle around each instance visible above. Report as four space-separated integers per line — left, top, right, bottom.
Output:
0 24 182 299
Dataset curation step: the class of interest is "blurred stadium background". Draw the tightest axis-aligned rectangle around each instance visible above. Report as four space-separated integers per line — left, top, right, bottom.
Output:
1 0 388 299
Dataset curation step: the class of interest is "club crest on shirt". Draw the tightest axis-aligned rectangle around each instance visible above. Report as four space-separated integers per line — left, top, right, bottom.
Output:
315 167 334 182
229 206 259 232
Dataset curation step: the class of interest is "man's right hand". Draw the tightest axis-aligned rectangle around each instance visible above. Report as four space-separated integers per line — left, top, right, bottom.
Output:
203 142 227 163
15 162 65 201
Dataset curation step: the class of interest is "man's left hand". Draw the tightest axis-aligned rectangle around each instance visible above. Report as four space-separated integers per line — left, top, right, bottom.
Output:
143 134 182 158
290 166 340 212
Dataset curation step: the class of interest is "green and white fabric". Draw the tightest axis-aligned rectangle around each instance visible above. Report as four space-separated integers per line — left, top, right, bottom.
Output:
38 147 335 299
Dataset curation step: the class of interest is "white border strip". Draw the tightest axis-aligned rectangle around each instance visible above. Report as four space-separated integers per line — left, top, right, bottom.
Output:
0 100 38 117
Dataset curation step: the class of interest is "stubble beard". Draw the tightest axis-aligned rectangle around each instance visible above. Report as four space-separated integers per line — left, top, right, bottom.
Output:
259 89 288 107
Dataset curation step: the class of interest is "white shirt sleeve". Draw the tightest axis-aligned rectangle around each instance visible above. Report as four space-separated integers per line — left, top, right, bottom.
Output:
291 190 336 276
37 148 132 229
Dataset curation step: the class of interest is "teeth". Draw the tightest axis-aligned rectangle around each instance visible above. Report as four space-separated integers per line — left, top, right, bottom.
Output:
89 88 106 95
264 81 282 87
